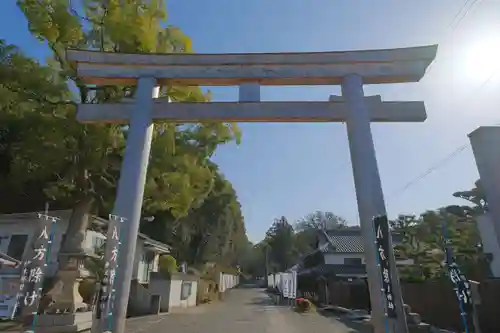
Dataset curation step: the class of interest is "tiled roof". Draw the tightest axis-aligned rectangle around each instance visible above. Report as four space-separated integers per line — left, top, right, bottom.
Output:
324 229 364 253
323 228 402 254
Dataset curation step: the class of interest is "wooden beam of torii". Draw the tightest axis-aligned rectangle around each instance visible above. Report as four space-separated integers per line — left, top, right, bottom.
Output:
76 98 427 123
67 45 437 333
67 45 436 86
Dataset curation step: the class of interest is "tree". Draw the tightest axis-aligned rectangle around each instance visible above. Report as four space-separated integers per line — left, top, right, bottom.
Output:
12 1 240 260
0 40 70 213
239 241 270 278
390 207 488 281
295 211 347 231
265 216 296 272
294 211 348 256
141 166 248 268
158 255 178 277
453 179 487 214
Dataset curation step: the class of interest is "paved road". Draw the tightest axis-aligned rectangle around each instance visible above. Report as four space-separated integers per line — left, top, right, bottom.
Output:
125 287 368 333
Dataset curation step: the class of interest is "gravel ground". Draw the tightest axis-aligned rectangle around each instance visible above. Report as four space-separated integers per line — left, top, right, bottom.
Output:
124 288 370 333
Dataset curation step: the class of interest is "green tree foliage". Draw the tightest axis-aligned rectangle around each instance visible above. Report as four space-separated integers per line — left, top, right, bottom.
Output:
453 179 487 214
0 40 71 212
158 255 178 277
9 0 240 257
141 167 248 268
264 216 296 272
390 207 488 281
294 211 348 256
237 241 264 277
295 211 347 231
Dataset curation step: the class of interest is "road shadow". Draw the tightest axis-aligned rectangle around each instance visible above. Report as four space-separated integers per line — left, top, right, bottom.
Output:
237 283 262 289
245 291 294 308
317 308 373 333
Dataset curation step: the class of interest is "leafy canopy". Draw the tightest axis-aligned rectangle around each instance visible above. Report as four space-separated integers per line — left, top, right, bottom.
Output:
12 0 241 219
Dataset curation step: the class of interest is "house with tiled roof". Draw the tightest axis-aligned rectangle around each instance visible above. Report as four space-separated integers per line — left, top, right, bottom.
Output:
298 227 413 280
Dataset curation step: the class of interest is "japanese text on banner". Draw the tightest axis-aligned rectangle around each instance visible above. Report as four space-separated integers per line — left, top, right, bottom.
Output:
97 214 124 320
374 215 397 318
15 214 57 316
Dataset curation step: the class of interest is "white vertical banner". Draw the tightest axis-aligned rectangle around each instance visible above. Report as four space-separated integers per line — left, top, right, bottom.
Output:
283 274 289 298
291 271 297 299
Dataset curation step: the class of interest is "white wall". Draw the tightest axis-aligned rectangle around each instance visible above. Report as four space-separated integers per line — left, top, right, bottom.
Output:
0 218 70 276
168 280 197 309
218 273 239 292
324 253 413 266
133 239 144 282
324 253 365 265
133 239 161 284
84 230 106 254
148 274 198 312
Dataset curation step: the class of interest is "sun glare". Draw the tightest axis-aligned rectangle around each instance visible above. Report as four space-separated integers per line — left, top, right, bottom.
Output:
461 34 500 82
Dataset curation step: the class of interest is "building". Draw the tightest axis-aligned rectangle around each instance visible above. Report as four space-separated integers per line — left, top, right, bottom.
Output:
0 251 19 268
299 227 413 280
0 210 170 284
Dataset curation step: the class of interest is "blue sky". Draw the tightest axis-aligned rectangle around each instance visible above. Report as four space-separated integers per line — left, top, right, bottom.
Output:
2 1 500 242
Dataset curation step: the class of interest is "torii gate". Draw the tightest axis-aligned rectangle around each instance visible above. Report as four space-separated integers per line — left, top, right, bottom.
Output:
67 45 437 333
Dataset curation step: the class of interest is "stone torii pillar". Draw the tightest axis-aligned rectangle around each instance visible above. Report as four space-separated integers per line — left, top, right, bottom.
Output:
67 44 437 333
469 127 500 249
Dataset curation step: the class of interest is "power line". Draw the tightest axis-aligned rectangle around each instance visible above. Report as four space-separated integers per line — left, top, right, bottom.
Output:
386 144 469 200
424 0 484 78
449 0 480 31
389 116 500 202
385 0 498 201
331 1 491 196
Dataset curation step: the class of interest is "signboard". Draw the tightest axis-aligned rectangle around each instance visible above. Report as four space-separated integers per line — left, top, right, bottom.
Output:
283 274 289 298
267 274 274 288
13 213 58 318
442 221 474 331
0 279 19 318
97 214 124 327
291 271 297 299
373 215 397 318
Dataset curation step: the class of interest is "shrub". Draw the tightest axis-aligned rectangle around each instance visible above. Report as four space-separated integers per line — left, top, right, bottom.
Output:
196 279 219 305
295 298 315 313
158 255 178 278
79 278 97 304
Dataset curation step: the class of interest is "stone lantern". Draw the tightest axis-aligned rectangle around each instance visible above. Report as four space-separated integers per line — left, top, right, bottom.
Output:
46 252 93 313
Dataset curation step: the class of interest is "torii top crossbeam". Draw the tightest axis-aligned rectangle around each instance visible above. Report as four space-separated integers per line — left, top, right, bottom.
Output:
66 45 437 86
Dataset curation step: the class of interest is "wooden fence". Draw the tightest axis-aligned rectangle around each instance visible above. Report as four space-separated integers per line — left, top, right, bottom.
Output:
325 279 500 333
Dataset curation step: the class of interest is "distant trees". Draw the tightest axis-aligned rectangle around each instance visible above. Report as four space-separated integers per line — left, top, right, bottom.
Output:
247 199 490 283
294 211 347 256
241 211 348 275
391 204 489 282
264 216 296 272
141 168 249 270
